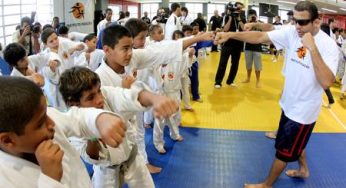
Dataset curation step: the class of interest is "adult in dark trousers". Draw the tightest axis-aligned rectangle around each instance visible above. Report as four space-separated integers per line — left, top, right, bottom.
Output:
214 2 245 88
209 10 223 52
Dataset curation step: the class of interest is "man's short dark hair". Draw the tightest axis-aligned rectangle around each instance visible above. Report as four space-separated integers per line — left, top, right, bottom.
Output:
248 9 257 16
102 24 132 49
0 77 43 135
58 25 69 35
124 18 148 38
105 8 112 14
4 43 26 67
328 18 335 25
294 1 318 21
83 33 96 42
59 66 101 105
41 28 56 44
171 3 180 12
125 11 130 17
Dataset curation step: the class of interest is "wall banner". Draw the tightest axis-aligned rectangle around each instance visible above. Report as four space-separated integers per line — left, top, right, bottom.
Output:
64 0 95 33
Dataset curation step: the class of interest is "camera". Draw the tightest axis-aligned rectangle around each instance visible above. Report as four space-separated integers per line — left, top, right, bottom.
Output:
226 2 241 13
226 2 245 19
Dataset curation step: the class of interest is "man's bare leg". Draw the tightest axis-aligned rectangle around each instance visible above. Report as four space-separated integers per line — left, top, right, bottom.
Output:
255 70 261 88
286 150 310 178
244 158 287 188
242 69 252 83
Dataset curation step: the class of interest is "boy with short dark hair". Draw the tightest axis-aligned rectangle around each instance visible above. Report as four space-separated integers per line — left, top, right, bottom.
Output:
59 66 178 188
0 76 126 187
4 43 45 87
79 33 104 71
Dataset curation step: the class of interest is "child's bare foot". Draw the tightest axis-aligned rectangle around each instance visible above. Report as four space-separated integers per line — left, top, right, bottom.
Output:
144 124 152 129
158 148 166 154
242 79 250 83
146 163 162 174
256 82 262 88
244 183 272 188
285 169 309 178
265 131 277 139
176 135 184 142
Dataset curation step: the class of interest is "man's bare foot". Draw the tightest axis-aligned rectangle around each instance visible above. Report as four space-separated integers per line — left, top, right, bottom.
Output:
265 131 277 139
242 79 250 83
184 107 194 112
256 82 262 88
244 183 272 188
285 169 309 178
144 124 152 129
146 163 162 174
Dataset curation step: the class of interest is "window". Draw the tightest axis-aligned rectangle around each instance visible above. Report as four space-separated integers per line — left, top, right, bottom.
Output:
0 0 53 46
141 3 159 20
108 5 122 21
128 5 138 19
185 3 203 20
207 4 225 22
279 10 288 23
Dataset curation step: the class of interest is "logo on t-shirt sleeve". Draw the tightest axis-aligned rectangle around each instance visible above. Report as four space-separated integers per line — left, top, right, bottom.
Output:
296 46 307 59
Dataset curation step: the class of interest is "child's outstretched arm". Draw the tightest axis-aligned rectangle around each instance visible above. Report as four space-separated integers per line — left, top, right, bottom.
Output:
182 32 214 50
48 107 126 148
137 90 179 119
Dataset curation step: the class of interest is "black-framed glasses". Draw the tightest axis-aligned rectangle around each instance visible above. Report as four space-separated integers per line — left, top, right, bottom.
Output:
292 17 312 26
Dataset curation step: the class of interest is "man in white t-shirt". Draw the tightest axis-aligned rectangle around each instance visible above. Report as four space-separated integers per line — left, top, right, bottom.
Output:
214 1 339 188
165 3 182 40
97 8 113 36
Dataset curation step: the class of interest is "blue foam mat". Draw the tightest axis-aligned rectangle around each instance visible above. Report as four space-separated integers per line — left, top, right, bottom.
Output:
144 127 346 188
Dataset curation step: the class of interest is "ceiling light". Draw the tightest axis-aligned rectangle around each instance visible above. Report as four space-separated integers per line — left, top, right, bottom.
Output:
277 1 296 5
321 8 337 13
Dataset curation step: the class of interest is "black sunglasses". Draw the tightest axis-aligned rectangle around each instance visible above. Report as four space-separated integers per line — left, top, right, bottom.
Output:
292 17 312 26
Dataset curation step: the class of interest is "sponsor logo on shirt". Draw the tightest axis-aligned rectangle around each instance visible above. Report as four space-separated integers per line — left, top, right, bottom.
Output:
296 46 307 59
290 46 310 69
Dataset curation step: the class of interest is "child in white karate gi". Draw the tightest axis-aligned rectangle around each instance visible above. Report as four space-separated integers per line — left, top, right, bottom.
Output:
59 66 178 188
153 30 195 154
95 24 213 173
0 76 127 188
40 28 88 110
76 33 105 71
4 43 45 87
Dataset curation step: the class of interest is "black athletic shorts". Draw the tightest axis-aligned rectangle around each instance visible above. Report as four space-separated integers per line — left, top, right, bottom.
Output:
275 111 315 162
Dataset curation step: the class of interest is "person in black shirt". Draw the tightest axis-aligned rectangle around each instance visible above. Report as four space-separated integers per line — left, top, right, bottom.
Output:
214 2 245 88
209 10 223 52
193 13 206 32
141 11 151 25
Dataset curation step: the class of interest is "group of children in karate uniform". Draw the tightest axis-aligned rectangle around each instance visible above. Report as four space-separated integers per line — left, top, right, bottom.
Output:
0 17 213 188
